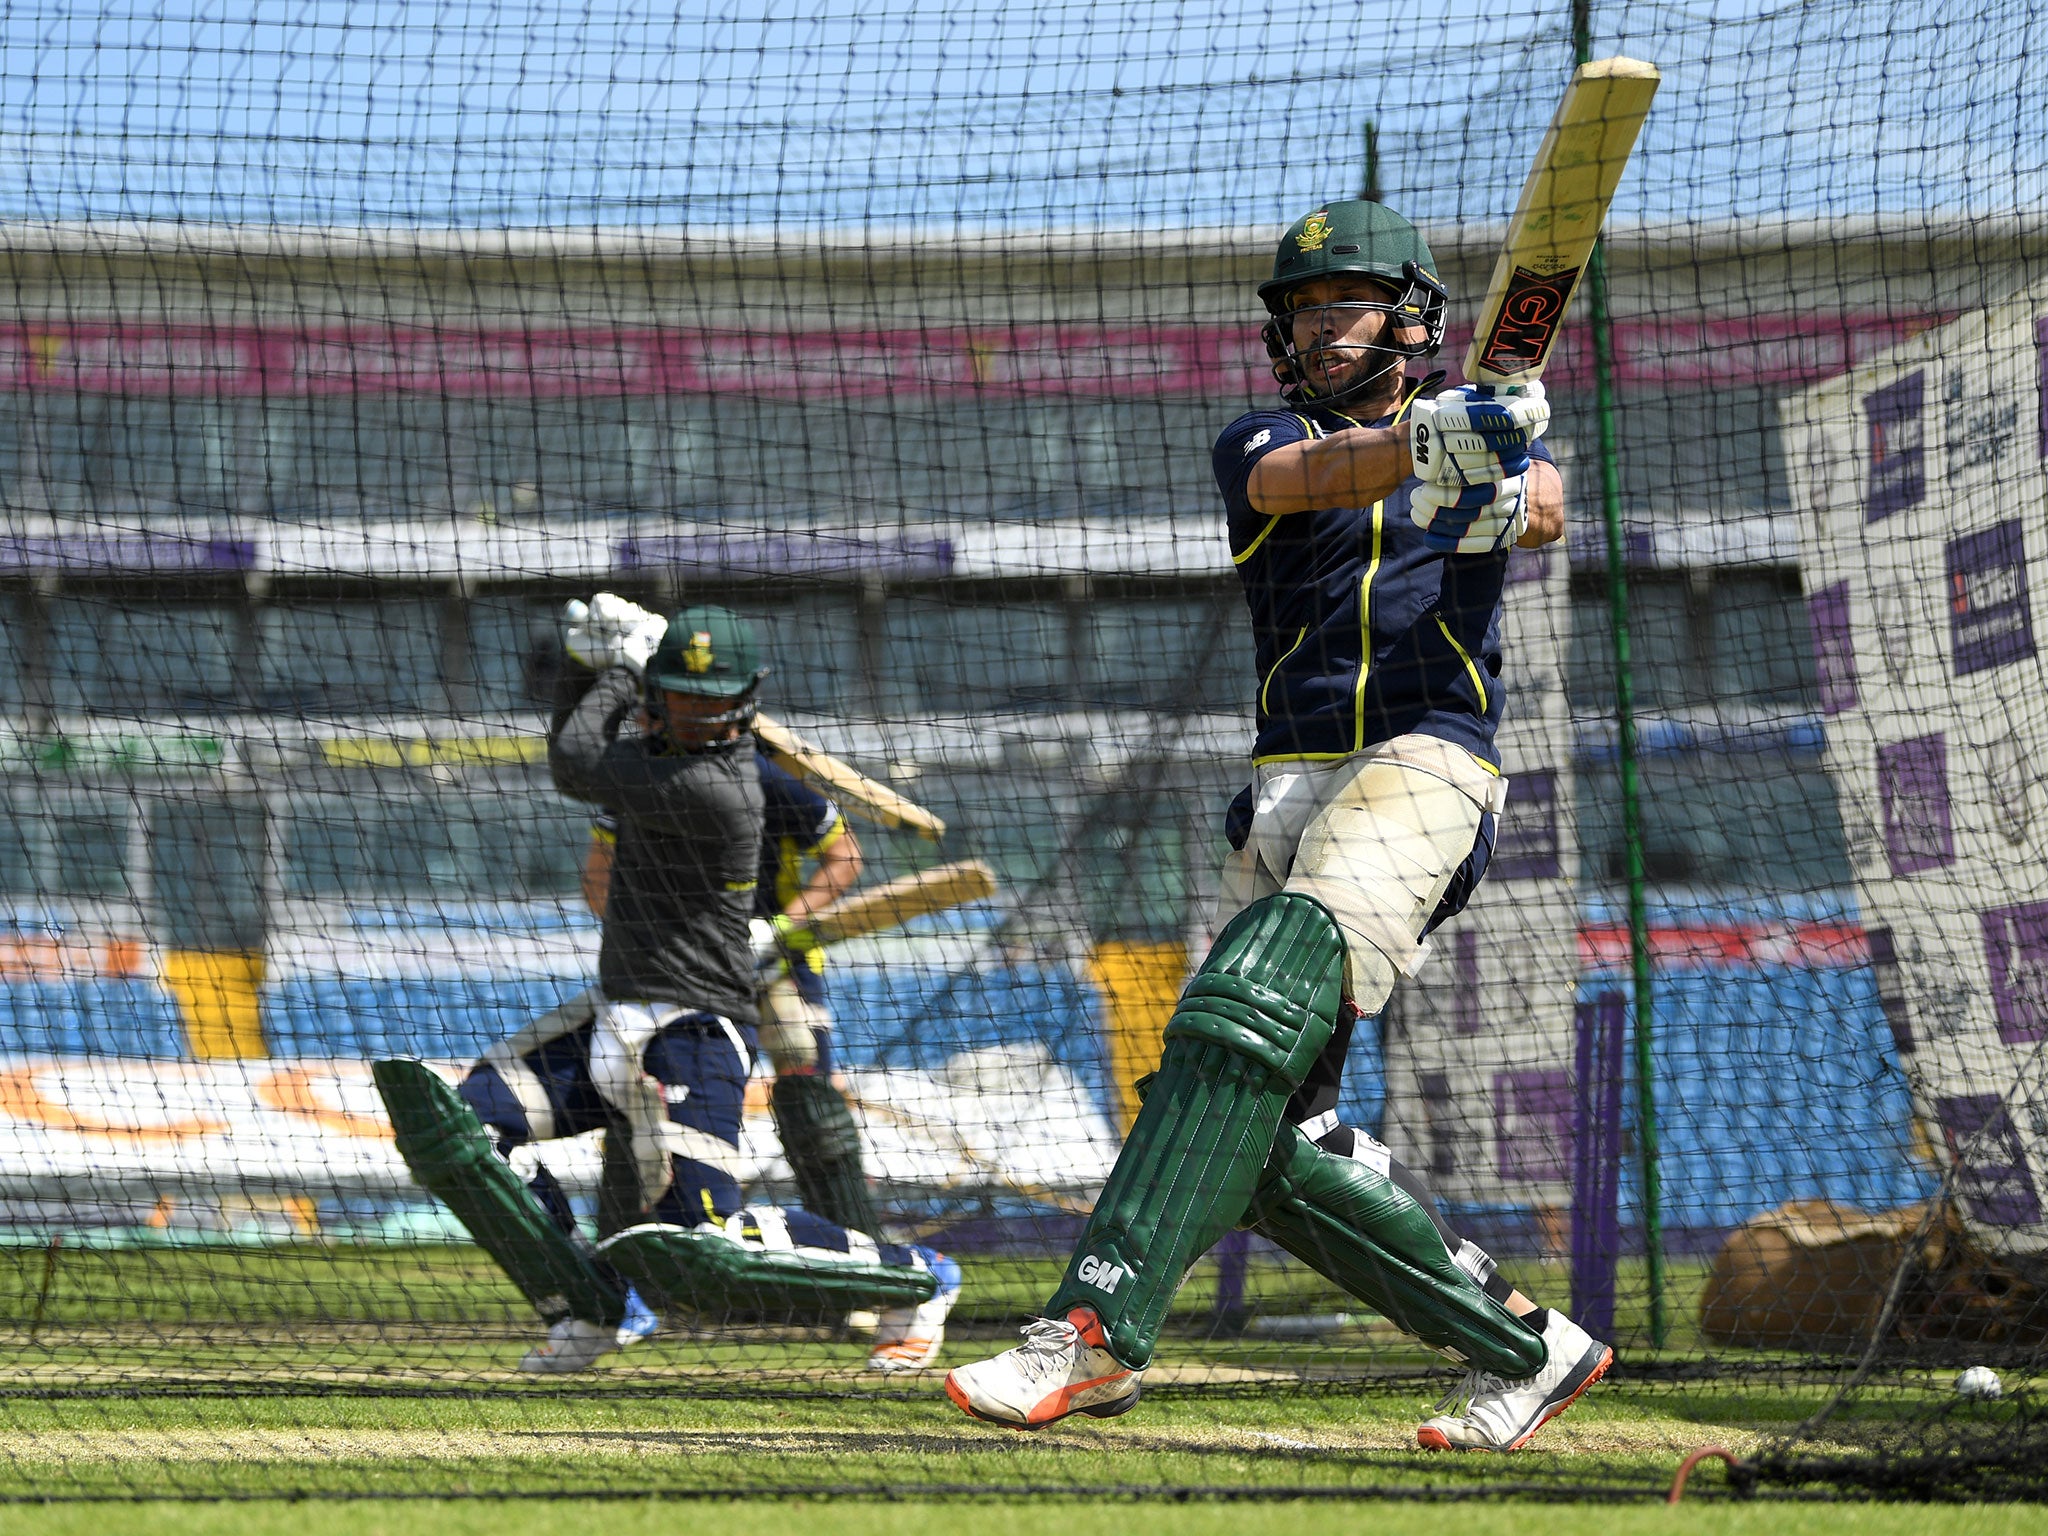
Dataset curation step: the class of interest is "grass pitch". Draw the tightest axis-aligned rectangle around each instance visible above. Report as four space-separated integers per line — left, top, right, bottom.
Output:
0 1240 2013 1506
5 1502 2048 1536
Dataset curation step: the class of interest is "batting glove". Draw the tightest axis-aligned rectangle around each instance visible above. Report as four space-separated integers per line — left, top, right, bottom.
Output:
1410 473 1531 555
750 914 820 971
563 592 668 675
1409 381 1548 487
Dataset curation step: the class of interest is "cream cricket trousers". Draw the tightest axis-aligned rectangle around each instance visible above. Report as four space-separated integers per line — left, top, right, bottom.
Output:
1215 733 1508 1011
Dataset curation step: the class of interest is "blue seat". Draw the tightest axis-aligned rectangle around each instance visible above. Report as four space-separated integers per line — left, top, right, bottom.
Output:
263 976 585 1060
0 980 189 1059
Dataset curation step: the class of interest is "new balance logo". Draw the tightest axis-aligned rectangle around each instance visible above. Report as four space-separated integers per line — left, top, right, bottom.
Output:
1076 1254 1126 1294
1242 429 1271 456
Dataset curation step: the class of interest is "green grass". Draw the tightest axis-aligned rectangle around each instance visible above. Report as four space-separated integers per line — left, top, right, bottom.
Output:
0 1241 2016 1505
0 1364 1949 1502
3 1503 2048 1536
0 1239 1722 1358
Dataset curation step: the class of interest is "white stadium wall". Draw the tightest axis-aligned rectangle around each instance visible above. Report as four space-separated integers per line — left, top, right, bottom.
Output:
1786 274 2048 1256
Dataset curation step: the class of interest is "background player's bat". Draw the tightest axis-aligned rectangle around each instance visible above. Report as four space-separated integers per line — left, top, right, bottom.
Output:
1462 56 1661 387
754 712 946 842
797 860 998 946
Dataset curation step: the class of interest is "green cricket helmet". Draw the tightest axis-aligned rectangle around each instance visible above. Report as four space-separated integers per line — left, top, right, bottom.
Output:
643 605 770 736
1257 200 1448 406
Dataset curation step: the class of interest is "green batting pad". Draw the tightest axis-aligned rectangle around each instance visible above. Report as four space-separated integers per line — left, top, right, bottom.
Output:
1047 892 1343 1368
598 1222 936 1316
1248 1123 1548 1376
372 1059 626 1326
771 1072 881 1237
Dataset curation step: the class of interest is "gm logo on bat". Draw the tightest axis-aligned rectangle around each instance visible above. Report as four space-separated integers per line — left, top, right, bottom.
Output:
1477 264 1581 375
1076 1255 1127 1293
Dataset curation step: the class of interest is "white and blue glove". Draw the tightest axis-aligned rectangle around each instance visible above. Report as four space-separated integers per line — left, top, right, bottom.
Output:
749 914 820 972
1409 381 1548 487
1409 473 1531 555
563 592 668 675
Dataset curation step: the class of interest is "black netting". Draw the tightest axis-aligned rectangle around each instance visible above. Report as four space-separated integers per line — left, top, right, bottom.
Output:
0 0 2043 1503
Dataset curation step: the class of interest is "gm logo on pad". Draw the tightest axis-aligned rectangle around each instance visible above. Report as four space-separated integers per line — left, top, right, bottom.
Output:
1075 1255 1126 1294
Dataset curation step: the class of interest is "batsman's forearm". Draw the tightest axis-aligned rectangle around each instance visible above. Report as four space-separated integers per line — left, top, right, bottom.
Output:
786 829 863 922
1517 459 1566 547
548 667 637 801
547 656 605 737
1246 424 1411 516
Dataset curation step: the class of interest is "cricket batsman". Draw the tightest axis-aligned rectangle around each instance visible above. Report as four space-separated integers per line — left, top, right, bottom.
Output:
945 199 1609 1450
585 731 881 1242
373 598 958 1374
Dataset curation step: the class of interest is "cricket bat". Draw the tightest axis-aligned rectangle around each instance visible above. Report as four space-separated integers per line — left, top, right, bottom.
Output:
754 712 947 843
1462 56 1661 386
797 860 999 946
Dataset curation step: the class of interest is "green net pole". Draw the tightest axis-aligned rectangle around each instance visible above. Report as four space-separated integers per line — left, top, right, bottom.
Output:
1572 0 1665 1349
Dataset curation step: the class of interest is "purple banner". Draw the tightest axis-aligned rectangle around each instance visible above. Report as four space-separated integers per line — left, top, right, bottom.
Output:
1495 1069 1573 1186
1571 990 1627 1338
1947 520 2036 675
616 532 955 579
1936 1093 2042 1228
1506 541 1553 587
1494 769 1562 880
1981 900 2048 1043
1807 581 1859 716
0 536 256 573
1878 734 1953 875
1865 370 1926 521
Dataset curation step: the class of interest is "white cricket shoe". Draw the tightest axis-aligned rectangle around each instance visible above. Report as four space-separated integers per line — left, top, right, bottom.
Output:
1416 1309 1612 1451
518 1287 659 1374
945 1305 1142 1428
867 1246 962 1373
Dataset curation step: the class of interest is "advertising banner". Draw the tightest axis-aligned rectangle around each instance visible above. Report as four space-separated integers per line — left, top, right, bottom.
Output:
1784 276 2048 1256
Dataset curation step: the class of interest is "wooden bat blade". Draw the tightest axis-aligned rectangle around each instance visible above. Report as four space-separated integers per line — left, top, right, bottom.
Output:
754 712 946 842
805 859 999 946
1462 55 1661 386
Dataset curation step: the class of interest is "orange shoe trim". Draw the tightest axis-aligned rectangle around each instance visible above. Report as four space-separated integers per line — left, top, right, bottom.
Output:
1503 1346 1612 1451
1413 1347 1614 1454
1022 1369 1134 1426
943 1368 1134 1431
869 1338 940 1367
1065 1306 1108 1348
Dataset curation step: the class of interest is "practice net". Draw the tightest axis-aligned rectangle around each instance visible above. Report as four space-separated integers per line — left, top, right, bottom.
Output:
0 0 2042 1504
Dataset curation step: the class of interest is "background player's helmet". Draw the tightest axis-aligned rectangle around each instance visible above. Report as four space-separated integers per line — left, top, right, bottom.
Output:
644 605 771 736
1257 200 1449 407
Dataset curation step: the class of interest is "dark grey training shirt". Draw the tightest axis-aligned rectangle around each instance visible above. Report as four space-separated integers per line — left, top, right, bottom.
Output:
548 666 764 1024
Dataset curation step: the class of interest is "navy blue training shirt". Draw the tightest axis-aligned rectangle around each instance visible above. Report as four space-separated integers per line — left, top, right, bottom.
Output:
1213 391 1555 769
755 752 843 1005
755 752 843 922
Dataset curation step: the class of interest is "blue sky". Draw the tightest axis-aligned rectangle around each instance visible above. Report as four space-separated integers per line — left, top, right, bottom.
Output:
0 0 2036 227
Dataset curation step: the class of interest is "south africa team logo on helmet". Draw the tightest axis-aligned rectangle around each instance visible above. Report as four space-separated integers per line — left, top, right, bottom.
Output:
1295 210 1331 251
684 631 715 673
